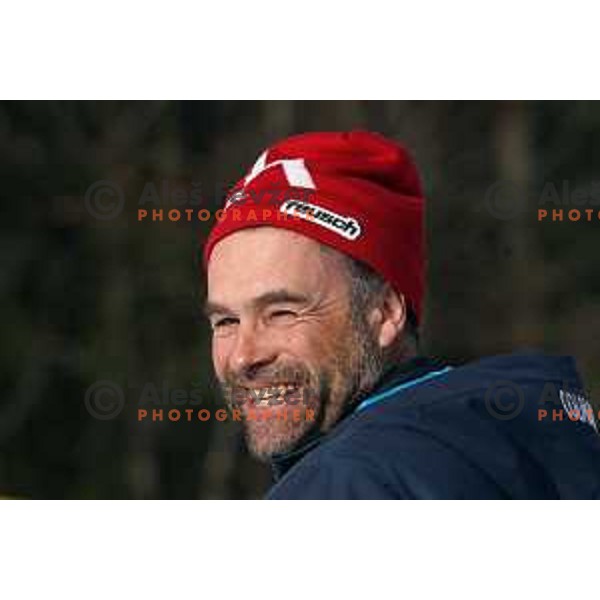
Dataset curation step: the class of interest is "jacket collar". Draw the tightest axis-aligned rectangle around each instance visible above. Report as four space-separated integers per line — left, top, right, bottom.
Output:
269 355 447 481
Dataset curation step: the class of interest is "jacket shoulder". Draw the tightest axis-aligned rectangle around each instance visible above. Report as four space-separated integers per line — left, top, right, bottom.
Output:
268 352 600 499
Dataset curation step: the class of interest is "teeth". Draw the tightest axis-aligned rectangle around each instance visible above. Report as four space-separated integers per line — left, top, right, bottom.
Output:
248 384 299 405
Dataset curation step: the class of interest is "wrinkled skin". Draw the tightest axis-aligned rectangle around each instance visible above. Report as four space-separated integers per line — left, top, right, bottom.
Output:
206 227 404 460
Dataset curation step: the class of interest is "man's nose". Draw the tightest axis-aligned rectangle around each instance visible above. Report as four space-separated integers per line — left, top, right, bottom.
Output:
229 321 277 378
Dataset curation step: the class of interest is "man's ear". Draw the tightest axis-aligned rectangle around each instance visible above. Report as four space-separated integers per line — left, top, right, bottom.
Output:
370 286 407 349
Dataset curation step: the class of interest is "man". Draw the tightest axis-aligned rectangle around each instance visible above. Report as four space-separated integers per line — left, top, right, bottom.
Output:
203 130 600 499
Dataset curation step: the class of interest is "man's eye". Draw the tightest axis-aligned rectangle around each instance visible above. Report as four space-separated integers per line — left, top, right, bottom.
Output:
268 309 298 322
212 317 239 329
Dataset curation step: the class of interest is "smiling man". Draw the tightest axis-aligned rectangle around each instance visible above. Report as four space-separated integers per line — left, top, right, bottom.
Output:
203 131 600 499
205 227 403 461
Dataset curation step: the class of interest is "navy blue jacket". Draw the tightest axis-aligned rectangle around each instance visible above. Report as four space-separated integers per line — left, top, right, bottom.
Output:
267 352 600 499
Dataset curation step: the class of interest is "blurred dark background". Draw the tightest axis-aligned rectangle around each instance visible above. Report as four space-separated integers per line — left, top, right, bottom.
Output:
1 100 599 499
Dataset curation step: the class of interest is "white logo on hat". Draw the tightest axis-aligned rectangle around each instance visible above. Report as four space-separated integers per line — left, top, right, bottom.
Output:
245 151 316 189
279 200 362 241
225 151 316 210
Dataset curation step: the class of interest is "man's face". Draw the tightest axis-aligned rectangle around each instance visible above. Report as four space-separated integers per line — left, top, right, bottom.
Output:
206 227 382 460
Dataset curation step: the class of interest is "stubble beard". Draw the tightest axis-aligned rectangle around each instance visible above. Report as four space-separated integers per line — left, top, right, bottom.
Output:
219 315 386 462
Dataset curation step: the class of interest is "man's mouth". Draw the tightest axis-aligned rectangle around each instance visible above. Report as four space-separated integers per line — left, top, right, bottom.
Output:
243 383 302 407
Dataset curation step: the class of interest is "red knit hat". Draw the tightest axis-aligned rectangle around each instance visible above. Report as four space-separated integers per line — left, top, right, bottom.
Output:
203 130 426 324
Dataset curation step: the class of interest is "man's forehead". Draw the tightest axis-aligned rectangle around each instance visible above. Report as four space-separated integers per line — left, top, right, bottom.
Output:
206 227 346 306
208 227 333 281
209 226 322 259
